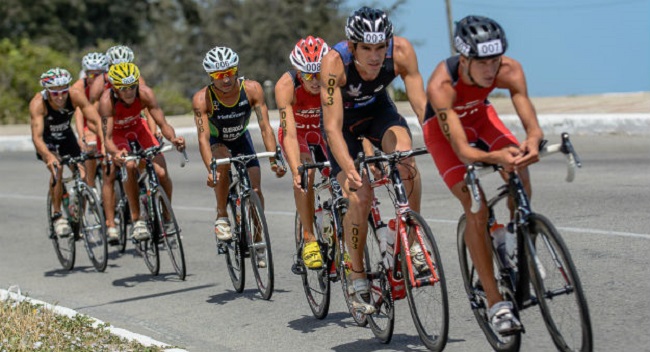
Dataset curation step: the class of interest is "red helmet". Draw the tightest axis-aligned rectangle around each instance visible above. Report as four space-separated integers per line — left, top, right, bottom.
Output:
289 36 329 73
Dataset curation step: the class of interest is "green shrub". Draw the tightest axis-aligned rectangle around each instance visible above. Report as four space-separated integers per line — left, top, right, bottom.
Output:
153 85 192 116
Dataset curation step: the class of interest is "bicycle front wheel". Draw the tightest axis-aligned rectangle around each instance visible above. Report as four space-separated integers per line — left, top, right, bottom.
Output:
402 210 448 351
294 211 330 319
153 187 186 280
138 193 159 276
79 185 108 272
47 191 76 270
365 220 395 344
457 214 521 352
225 191 245 293
113 179 129 253
526 213 593 352
245 191 274 300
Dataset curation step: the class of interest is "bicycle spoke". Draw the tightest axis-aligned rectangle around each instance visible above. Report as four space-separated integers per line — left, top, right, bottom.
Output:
80 188 107 272
365 221 394 343
246 192 274 300
154 189 186 280
224 191 245 293
47 190 76 270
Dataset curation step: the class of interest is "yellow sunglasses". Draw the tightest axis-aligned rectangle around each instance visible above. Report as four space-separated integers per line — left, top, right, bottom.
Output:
209 67 238 80
300 72 321 81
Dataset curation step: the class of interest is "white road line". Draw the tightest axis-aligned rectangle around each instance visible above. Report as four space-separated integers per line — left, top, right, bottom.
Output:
5 196 649 240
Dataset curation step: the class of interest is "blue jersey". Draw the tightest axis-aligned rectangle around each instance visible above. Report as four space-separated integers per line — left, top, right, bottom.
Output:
332 39 396 110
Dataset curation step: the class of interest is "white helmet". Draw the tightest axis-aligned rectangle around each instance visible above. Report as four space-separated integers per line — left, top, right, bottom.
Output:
106 45 134 65
40 67 73 88
203 46 239 73
82 52 109 72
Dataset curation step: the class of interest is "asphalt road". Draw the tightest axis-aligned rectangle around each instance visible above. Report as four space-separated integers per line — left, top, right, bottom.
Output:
0 134 649 351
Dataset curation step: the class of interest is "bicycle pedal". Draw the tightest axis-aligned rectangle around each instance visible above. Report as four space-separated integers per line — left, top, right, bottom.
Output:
291 263 305 275
216 242 227 254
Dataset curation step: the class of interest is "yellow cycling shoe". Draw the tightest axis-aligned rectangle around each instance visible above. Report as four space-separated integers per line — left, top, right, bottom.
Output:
302 241 323 270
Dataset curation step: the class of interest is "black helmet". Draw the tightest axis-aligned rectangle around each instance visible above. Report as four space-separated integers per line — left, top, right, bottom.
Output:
454 15 508 59
345 7 394 44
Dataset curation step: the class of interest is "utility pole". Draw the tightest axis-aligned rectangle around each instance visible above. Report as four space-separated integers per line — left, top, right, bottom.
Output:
445 0 455 55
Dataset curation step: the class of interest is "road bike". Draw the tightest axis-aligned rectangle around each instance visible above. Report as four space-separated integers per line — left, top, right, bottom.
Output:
48 153 108 272
122 143 188 280
355 147 449 351
457 133 592 351
213 148 284 300
293 159 369 327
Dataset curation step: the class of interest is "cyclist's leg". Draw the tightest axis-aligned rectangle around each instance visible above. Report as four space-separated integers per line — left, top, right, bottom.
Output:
210 141 233 240
102 162 117 228
83 127 98 187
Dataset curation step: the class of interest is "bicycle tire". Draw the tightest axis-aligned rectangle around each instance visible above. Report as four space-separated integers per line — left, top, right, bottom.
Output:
365 220 395 344
294 211 330 319
79 185 108 272
245 191 274 300
225 191 245 293
526 213 593 352
457 214 522 352
153 187 186 280
47 191 76 270
139 191 160 276
402 210 448 351
113 179 129 253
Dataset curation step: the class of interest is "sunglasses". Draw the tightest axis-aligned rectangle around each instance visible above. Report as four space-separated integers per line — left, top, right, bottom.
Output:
116 84 138 92
300 72 321 81
47 88 70 97
209 67 238 80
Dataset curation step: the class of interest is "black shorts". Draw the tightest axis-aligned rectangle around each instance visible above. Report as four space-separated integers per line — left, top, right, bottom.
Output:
325 95 411 177
210 129 260 168
36 131 81 161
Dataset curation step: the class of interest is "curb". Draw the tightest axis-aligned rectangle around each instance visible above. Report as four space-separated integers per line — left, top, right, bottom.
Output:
1 113 649 152
0 286 188 351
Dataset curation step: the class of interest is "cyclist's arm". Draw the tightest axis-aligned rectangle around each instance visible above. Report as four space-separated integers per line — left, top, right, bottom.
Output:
246 80 278 157
191 87 214 172
98 90 120 157
139 85 177 144
88 75 105 104
274 73 301 175
70 87 104 149
321 50 359 184
497 57 544 167
29 93 57 170
71 79 86 147
393 36 427 124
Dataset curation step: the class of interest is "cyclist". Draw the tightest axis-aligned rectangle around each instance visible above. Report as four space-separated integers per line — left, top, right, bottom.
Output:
423 15 543 334
30 67 105 238
100 62 185 241
72 52 108 195
192 46 285 267
92 45 157 243
320 6 426 312
275 36 330 270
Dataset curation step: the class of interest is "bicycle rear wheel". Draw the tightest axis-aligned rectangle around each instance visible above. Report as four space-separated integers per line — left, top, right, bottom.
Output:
153 187 186 280
47 191 76 270
225 191 245 293
294 211 330 319
457 214 521 352
138 193 159 276
245 191 274 300
79 185 108 272
402 210 448 351
365 220 395 344
526 213 593 352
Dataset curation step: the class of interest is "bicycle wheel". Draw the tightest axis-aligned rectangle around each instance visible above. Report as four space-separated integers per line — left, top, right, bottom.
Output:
245 191 274 300
79 185 108 272
402 210 448 351
365 220 395 344
47 191 76 270
457 214 521 352
526 213 593 352
224 191 245 293
138 193 159 276
294 210 330 319
152 187 186 280
113 179 129 253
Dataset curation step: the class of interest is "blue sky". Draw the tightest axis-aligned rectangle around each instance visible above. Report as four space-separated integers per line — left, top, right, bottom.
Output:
346 0 650 97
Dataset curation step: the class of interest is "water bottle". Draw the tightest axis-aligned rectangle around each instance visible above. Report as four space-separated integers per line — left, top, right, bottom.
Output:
383 219 397 269
67 188 78 221
491 222 515 269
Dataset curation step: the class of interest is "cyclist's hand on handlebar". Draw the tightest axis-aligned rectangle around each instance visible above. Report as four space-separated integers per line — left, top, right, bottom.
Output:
113 149 128 167
45 154 59 176
171 136 186 152
345 169 363 192
206 172 218 188
271 161 287 178
292 173 305 192
496 146 521 172
514 137 541 169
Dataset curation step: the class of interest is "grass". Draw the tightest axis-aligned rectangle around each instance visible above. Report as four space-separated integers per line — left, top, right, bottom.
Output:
0 297 169 351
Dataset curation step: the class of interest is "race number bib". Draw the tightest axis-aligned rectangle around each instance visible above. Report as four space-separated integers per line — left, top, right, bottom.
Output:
121 75 137 85
363 32 386 44
304 62 321 73
477 40 503 57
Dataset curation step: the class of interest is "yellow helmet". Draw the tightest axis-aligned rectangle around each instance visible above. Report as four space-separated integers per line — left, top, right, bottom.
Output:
108 62 140 88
